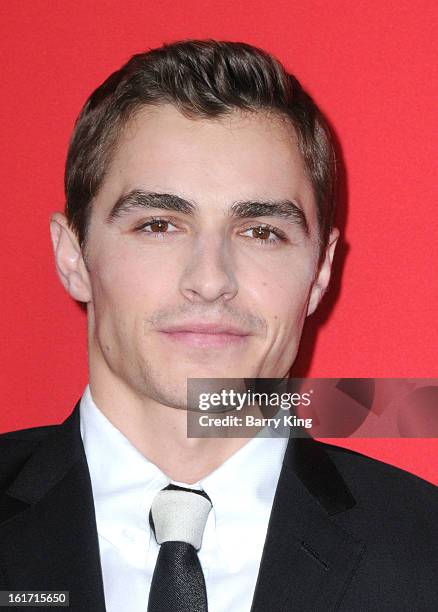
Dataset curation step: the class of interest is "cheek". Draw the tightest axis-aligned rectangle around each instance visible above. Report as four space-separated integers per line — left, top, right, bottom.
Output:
89 244 177 320
241 256 315 329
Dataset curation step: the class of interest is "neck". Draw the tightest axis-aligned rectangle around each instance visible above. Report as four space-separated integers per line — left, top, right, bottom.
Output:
88 365 255 484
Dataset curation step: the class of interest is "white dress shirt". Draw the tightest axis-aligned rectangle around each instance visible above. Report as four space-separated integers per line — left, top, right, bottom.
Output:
79 384 288 612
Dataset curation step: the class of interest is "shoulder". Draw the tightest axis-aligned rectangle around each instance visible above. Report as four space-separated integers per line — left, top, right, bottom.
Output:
0 423 58 442
321 441 437 502
0 423 59 490
317 441 437 539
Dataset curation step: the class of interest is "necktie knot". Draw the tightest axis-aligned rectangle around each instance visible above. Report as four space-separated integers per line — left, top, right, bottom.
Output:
149 484 212 551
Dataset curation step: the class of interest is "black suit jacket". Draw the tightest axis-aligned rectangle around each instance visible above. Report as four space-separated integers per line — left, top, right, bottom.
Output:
0 401 437 611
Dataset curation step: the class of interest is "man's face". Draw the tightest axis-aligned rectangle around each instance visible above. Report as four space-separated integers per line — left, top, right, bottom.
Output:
58 105 337 409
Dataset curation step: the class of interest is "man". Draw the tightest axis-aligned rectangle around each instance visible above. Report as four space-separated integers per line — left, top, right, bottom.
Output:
0 40 436 612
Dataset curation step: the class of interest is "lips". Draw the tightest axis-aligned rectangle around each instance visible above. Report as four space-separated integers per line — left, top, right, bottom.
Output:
159 322 250 335
158 321 250 348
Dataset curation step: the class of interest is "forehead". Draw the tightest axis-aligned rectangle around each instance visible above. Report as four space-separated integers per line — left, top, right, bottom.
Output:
97 104 317 224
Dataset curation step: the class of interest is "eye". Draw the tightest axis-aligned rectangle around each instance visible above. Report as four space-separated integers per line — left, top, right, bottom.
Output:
136 218 178 234
241 224 286 245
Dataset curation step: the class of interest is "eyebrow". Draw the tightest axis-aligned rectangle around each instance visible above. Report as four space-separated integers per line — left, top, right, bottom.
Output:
106 189 309 235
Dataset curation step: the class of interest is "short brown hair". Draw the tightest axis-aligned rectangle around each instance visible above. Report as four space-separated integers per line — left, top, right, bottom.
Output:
65 39 337 258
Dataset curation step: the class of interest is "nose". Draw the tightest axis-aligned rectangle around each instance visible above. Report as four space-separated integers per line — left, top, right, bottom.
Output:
179 234 238 304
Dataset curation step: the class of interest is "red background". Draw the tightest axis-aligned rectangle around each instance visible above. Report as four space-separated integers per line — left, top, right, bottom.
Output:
1 1 437 483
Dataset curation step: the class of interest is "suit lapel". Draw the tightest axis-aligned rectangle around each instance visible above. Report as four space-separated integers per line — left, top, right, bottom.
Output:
0 403 106 611
250 437 365 612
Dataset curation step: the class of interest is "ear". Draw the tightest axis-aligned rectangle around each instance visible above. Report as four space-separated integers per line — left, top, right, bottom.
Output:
307 228 339 316
49 212 92 303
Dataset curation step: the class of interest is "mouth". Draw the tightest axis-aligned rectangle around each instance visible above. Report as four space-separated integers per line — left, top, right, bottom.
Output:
161 331 249 348
157 322 251 348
